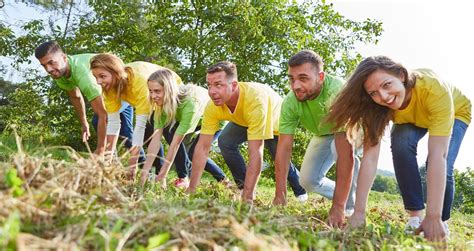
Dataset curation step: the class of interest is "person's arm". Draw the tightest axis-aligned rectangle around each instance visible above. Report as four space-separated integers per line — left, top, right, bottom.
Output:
241 139 264 202
348 142 381 228
89 96 107 155
186 134 214 193
105 112 121 152
157 98 197 182
140 128 163 186
128 114 148 178
415 135 449 242
67 88 89 142
272 134 294 205
155 133 186 182
327 132 355 228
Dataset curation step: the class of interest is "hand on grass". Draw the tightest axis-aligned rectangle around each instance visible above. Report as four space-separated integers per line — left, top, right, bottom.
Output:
327 205 345 229
347 211 366 229
81 124 90 142
127 166 136 180
140 168 151 186
415 216 447 246
272 195 287 206
155 171 168 190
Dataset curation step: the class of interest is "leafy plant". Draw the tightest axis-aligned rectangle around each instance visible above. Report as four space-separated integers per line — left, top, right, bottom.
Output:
4 169 24 197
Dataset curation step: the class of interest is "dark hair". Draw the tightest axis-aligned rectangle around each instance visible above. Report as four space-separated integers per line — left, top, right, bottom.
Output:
207 61 237 81
288 50 324 72
326 56 416 147
35 41 63 59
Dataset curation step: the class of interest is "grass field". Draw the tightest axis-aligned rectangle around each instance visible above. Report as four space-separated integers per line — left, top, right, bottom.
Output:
1 135 473 250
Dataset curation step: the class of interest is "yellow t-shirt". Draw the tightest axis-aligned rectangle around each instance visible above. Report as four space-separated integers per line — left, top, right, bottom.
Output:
394 69 471 136
201 82 282 140
103 62 182 115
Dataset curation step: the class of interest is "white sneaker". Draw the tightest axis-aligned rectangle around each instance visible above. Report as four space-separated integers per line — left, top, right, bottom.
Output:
296 193 308 203
148 172 156 181
442 221 450 237
405 216 422 234
344 208 354 217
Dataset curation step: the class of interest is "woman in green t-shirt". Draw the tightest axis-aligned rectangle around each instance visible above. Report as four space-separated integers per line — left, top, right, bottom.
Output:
327 56 470 243
140 69 227 188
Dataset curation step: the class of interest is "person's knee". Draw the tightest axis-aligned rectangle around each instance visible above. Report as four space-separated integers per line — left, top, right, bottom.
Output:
299 175 323 192
218 135 235 150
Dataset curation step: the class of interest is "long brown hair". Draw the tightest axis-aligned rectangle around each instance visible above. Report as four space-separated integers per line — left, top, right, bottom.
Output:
327 56 416 147
90 53 134 96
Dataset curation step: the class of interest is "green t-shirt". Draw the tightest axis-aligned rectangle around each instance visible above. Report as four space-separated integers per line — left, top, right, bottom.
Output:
279 74 344 136
154 85 210 136
55 54 101 102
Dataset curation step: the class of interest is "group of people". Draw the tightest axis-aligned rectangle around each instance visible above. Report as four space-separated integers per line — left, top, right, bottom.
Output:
34 41 470 243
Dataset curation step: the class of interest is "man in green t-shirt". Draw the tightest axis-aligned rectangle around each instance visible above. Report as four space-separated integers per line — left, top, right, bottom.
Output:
273 50 359 228
34 41 136 156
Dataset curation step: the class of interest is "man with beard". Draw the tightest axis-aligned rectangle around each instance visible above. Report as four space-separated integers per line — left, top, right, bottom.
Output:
272 50 359 228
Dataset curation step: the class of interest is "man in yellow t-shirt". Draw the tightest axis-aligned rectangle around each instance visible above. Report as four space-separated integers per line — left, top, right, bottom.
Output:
186 61 307 202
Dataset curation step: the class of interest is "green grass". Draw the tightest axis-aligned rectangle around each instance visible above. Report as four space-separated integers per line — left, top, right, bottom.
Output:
1 135 473 250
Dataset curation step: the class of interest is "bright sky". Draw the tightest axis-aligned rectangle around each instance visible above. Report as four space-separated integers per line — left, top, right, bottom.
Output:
328 0 474 172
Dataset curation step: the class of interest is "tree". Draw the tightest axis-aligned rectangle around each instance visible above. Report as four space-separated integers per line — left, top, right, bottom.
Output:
372 175 399 194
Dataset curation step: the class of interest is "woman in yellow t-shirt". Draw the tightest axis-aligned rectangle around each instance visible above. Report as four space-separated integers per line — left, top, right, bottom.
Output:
90 53 175 177
327 56 470 242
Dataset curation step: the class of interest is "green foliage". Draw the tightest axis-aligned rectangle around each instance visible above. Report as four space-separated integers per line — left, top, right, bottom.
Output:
0 79 84 148
453 168 474 214
372 175 399 194
145 232 170 250
74 1 382 89
5 169 25 197
0 211 20 251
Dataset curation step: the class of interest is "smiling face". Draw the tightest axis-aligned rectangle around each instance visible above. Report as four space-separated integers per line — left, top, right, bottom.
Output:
92 67 115 92
38 51 69 79
206 71 236 106
364 69 409 110
288 62 324 101
148 80 164 106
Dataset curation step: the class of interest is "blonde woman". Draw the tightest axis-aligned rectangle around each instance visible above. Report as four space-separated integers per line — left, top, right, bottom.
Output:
140 69 227 188
90 53 180 177
327 56 470 242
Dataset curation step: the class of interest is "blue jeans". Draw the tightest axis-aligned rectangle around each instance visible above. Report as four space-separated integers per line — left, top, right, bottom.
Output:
158 124 227 181
298 135 359 210
391 119 468 221
217 122 306 196
92 103 165 173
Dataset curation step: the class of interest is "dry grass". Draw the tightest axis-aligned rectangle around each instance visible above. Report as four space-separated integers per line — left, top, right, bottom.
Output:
1 134 473 250
0 135 305 250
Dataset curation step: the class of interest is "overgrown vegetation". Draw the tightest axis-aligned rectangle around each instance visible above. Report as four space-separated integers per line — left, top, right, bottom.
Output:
1 135 473 250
